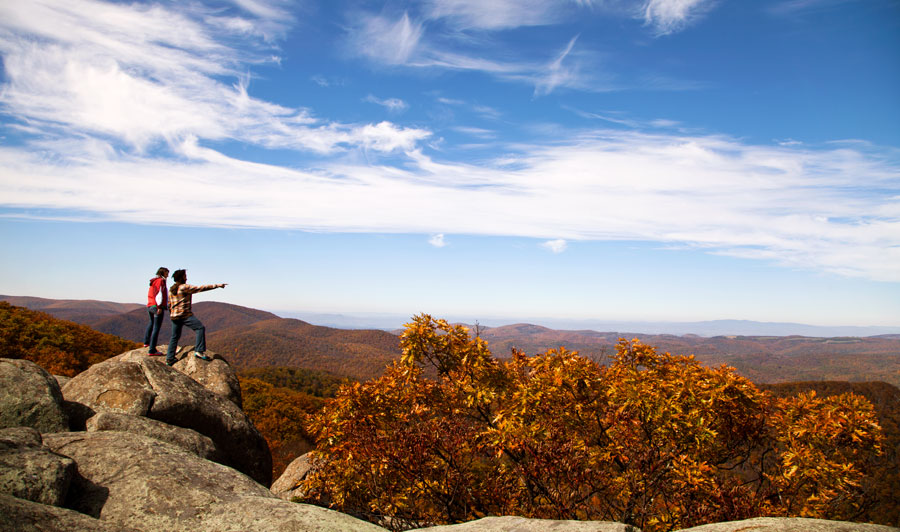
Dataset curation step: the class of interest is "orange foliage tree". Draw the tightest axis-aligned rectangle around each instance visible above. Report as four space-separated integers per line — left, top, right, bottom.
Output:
239 376 324 478
304 315 884 531
0 302 138 376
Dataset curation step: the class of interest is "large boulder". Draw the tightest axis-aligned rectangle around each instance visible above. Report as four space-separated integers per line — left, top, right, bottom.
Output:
673 517 900 531
42 431 386 532
114 346 243 407
410 517 639 531
0 427 74 506
0 493 138 532
0 359 68 433
62 356 271 486
138 355 270 485
60 361 154 425
86 412 220 462
271 452 313 501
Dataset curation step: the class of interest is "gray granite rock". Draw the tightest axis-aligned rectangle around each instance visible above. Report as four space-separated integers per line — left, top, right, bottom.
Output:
114 347 243 407
61 361 154 426
0 427 74 506
673 517 899 532
270 452 313 501
86 411 220 462
411 516 639 531
0 359 69 433
0 493 139 532
42 430 385 532
61 356 270 486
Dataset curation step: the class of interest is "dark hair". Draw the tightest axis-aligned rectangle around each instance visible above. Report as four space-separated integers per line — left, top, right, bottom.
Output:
169 269 186 295
156 267 169 277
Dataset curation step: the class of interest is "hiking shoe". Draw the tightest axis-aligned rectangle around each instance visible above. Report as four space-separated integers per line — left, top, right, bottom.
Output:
194 352 212 361
147 351 164 356
166 358 176 366
143 344 149 348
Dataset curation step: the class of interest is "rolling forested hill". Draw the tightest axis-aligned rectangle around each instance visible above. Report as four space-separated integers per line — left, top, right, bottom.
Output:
0 295 142 323
475 324 900 388
0 302 139 375
88 301 279 343
209 318 402 380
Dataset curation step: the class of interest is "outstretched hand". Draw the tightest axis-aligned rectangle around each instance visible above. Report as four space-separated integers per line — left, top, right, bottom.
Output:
219 283 228 289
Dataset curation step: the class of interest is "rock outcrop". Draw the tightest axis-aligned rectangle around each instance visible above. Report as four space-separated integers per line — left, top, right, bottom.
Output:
42 430 386 532
86 412 220 462
673 517 900 531
0 427 74 506
271 452 314 501
409 517 639 531
0 493 139 532
113 346 243 407
0 359 69 433
61 353 271 486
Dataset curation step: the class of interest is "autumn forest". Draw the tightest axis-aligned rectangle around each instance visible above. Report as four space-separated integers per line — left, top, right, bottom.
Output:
1 301 898 530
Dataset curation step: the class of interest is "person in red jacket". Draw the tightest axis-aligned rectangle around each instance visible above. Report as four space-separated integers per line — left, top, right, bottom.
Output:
143 267 169 356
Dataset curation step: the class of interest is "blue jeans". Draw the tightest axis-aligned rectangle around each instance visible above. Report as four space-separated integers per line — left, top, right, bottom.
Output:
143 306 164 352
167 315 206 363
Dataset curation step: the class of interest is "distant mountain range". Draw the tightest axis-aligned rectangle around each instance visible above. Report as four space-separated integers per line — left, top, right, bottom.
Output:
281 310 900 338
3 295 899 386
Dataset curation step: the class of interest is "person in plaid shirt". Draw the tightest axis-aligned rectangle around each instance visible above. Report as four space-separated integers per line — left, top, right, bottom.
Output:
165 269 227 366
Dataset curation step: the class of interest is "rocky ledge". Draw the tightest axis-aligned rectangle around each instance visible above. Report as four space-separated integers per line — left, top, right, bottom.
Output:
1 350 897 532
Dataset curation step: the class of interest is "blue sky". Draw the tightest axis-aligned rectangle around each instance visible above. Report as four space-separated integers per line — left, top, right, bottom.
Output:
0 0 898 329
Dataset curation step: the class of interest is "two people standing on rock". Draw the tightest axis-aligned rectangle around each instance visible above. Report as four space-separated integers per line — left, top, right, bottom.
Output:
165 269 227 366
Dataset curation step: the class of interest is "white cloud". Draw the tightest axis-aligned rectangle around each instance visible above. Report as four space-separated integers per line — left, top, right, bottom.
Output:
542 239 568 253
365 95 410 113
453 127 496 139
533 36 582 96
429 234 448 247
641 0 716 35
423 0 574 29
0 0 429 156
767 0 859 16
2 131 897 282
345 11 610 95
349 12 424 65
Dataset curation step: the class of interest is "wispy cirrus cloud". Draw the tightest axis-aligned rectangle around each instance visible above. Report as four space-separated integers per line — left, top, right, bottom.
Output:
346 11 609 95
344 0 708 96
365 95 410 113
2 131 897 282
0 0 428 155
767 0 860 16
641 0 716 35
422 0 577 29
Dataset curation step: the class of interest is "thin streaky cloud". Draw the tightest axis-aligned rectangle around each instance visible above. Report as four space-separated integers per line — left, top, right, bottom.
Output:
423 0 574 29
767 0 860 15
346 12 610 95
1 131 897 282
365 95 410 113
